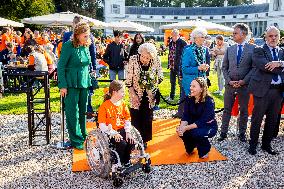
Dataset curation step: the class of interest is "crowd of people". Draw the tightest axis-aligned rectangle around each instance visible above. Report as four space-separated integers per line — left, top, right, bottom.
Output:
1 17 284 161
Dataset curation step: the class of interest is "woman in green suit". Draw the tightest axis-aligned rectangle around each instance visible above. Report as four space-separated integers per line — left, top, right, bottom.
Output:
57 22 92 150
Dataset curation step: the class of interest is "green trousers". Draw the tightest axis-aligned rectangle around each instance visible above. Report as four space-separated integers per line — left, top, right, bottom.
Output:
64 87 88 149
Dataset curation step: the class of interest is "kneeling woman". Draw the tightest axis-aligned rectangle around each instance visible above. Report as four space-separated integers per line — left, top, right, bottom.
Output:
98 80 135 165
176 77 217 158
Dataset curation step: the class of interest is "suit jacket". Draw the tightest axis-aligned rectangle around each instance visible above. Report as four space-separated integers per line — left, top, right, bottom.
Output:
168 38 187 72
57 40 91 89
63 31 96 71
222 43 255 85
248 44 284 97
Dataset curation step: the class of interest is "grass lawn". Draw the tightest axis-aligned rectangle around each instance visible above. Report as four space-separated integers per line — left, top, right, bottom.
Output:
0 54 224 114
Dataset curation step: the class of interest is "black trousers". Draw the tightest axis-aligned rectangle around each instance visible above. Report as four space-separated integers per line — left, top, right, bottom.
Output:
130 93 153 143
250 89 283 148
274 98 284 137
180 127 216 158
109 128 134 164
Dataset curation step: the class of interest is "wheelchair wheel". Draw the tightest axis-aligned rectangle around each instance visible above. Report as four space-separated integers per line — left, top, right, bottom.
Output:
86 129 111 178
113 177 123 187
129 126 145 164
129 126 143 145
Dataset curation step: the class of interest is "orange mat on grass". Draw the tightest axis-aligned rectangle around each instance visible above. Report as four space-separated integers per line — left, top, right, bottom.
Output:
72 120 227 172
146 119 227 165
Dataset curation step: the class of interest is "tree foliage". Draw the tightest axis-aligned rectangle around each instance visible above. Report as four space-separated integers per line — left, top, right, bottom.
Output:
0 0 55 21
54 0 104 20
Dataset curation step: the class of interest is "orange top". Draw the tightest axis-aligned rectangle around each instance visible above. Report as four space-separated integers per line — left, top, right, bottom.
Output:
98 100 131 131
28 55 35 65
37 38 50 45
50 34 56 41
43 51 53 65
57 41 63 58
0 33 11 51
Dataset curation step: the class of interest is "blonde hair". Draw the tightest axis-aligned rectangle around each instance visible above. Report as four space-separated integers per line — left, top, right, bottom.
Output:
193 77 209 103
104 80 124 101
138 42 157 59
72 22 91 48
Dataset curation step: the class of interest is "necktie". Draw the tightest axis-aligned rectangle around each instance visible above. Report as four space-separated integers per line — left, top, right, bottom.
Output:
272 48 279 82
237 45 243 66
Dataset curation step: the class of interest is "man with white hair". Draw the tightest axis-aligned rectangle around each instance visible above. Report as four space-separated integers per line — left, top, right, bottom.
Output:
167 29 187 118
248 26 284 155
218 23 255 142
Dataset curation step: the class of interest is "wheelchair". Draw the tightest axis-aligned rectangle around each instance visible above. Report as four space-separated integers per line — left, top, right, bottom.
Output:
86 126 151 187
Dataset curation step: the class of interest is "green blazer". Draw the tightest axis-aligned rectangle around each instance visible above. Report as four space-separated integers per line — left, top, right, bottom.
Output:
57 40 92 89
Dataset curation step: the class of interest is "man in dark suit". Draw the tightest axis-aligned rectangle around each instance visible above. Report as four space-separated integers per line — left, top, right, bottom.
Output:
218 23 255 142
248 26 284 155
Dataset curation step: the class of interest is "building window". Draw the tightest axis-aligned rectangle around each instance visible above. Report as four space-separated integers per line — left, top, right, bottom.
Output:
210 16 213 19
244 15 248 18
137 15 141 18
186 16 190 19
150 16 153 18
198 16 202 19
174 16 178 19
233 15 237 18
273 0 281 11
222 16 225 19
162 16 165 19
111 4 120 14
255 14 258 18
266 13 269 16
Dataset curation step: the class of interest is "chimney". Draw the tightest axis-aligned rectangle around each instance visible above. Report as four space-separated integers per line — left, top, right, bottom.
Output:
224 0 228 7
181 2 185 8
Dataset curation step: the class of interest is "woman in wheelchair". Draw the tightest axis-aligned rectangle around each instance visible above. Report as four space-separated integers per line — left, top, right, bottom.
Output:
97 80 135 166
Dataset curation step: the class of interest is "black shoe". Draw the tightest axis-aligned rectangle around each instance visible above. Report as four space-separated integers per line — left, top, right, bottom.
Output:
217 134 227 142
248 147 257 155
238 134 247 142
261 146 278 155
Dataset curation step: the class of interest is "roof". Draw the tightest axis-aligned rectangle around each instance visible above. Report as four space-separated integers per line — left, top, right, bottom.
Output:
125 3 269 16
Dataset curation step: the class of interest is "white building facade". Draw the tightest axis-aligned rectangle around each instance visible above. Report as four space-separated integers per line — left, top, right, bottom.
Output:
104 0 284 37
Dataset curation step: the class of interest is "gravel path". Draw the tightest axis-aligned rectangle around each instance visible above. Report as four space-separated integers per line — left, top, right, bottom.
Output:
0 111 283 189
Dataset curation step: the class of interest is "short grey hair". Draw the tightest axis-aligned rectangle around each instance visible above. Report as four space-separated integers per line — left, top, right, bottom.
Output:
138 43 158 59
171 29 180 36
265 25 280 36
190 28 207 42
